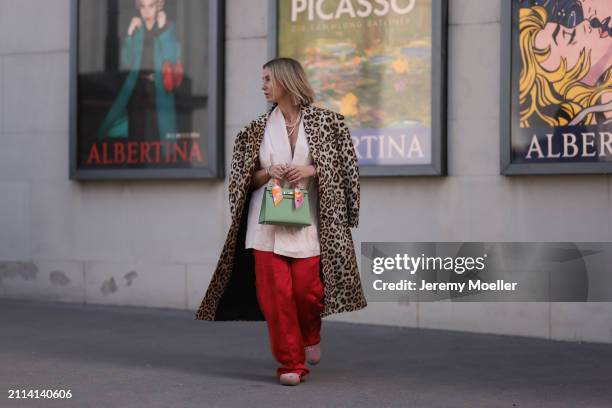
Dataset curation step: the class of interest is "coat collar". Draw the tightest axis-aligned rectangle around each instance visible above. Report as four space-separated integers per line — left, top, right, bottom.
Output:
261 103 317 131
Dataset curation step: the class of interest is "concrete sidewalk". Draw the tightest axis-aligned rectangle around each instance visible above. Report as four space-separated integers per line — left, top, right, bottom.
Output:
1 299 610 408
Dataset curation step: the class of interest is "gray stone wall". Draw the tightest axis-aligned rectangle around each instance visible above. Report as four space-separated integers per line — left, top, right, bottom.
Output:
0 0 610 343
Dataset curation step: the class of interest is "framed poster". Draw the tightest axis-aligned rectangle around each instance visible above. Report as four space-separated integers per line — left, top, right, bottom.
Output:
501 0 612 175
270 0 448 176
69 0 224 180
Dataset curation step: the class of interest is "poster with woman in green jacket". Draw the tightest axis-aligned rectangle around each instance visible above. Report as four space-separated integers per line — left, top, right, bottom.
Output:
72 0 223 179
96 0 183 159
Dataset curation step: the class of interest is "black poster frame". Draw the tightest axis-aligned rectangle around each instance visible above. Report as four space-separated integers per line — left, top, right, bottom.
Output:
500 0 612 175
69 0 225 180
269 0 448 177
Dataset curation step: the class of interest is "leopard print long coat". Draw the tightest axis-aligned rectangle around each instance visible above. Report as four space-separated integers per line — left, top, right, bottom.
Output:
194 103 368 321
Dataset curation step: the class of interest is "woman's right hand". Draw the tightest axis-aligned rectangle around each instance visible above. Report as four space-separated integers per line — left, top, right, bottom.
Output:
268 163 288 180
128 17 142 36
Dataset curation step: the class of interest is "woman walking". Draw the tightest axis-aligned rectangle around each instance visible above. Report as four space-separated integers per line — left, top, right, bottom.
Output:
195 57 367 386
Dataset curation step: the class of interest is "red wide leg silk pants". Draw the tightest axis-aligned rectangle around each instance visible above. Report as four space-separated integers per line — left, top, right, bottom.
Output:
252 249 324 378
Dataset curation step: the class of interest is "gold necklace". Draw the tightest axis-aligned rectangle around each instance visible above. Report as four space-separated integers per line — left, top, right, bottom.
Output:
285 110 301 128
285 111 301 137
287 126 298 140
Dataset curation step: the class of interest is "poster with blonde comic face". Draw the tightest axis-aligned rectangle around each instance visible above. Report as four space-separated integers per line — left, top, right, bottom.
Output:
503 0 612 174
275 0 447 176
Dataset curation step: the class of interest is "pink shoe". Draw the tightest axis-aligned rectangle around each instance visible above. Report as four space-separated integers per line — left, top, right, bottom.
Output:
305 343 321 365
279 373 301 386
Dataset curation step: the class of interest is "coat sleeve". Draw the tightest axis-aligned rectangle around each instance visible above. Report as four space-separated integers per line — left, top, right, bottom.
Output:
228 126 251 220
336 114 360 228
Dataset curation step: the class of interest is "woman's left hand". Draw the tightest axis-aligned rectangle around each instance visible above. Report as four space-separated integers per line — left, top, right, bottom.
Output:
285 165 316 184
157 10 167 29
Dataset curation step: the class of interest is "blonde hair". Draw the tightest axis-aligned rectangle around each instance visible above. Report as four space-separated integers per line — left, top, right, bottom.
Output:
263 58 315 108
519 6 612 127
134 0 165 10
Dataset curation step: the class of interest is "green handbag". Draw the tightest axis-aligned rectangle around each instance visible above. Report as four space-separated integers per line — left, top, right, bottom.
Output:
259 186 311 226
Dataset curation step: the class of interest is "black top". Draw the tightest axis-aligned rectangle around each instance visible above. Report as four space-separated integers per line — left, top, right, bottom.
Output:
139 19 170 72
